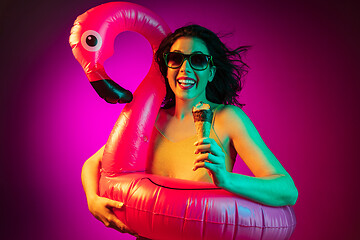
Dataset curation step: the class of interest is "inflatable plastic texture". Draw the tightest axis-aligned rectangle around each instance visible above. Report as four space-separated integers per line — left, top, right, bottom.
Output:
101 173 296 240
69 1 170 103
70 2 296 239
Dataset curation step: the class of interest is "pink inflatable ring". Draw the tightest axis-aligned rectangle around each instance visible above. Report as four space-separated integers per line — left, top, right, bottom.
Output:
69 2 296 240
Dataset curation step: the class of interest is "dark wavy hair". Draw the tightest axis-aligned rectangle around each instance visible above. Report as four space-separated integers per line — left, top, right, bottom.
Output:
155 24 250 108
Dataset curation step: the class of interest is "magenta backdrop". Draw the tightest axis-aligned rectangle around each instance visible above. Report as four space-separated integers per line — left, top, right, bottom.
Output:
1 0 359 239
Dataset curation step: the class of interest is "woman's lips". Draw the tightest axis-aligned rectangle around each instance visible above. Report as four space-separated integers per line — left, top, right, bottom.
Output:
177 77 196 90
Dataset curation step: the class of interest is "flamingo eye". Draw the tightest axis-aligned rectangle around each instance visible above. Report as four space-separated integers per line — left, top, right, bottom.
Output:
81 30 102 52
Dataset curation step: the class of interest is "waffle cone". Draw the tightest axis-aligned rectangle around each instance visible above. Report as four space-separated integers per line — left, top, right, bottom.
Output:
194 121 212 139
192 109 213 140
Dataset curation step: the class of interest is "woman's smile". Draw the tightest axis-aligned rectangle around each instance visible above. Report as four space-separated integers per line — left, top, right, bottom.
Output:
177 76 196 90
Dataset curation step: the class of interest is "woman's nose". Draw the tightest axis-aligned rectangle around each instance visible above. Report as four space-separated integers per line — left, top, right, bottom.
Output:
180 59 192 72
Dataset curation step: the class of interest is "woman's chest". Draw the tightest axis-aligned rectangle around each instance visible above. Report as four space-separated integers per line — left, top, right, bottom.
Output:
147 132 211 181
146 124 236 182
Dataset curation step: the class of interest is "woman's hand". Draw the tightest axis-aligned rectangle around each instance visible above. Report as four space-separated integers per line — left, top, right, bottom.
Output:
87 195 138 236
193 137 230 187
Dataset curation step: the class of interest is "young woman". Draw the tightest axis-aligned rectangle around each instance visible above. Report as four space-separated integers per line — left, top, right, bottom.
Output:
81 25 298 237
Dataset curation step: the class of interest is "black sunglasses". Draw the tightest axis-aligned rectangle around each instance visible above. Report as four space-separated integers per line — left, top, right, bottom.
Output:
163 52 213 71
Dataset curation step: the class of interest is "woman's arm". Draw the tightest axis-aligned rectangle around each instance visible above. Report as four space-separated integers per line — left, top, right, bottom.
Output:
81 145 105 204
194 105 298 206
81 145 137 235
221 171 297 206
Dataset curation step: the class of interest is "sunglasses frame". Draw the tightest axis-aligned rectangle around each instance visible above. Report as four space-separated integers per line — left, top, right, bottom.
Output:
163 52 213 71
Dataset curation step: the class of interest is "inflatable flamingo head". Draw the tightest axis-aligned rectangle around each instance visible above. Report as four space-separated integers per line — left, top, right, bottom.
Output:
69 2 171 103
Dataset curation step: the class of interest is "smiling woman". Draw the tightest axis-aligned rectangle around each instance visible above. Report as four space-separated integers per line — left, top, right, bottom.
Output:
164 37 216 103
79 12 297 239
155 25 250 109
150 25 298 204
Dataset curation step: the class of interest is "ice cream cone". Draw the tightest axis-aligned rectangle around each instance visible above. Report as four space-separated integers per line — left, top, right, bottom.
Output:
192 102 213 139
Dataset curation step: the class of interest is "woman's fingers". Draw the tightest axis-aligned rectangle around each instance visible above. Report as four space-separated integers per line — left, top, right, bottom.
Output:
194 153 220 164
105 198 124 209
102 199 127 230
193 153 219 171
194 144 211 154
194 137 211 146
109 217 137 235
193 159 215 171
194 144 223 156
193 138 229 187
193 137 226 172
102 202 138 236
194 137 223 155
89 196 138 235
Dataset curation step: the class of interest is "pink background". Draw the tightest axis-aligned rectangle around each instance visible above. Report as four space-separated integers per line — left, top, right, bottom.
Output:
1 0 359 239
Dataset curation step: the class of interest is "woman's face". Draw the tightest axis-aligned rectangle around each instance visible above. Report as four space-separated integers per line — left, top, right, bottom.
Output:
166 37 216 103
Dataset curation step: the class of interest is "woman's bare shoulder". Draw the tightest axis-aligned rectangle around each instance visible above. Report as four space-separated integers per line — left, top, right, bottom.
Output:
214 105 252 136
215 105 247 123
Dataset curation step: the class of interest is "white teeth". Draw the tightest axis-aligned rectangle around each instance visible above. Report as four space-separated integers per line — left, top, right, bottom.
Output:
178 79 196 85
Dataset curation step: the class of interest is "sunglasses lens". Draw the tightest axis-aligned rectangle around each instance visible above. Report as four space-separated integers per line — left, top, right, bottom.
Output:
166 52 184 68
165 52 211 70
190 54 209 70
